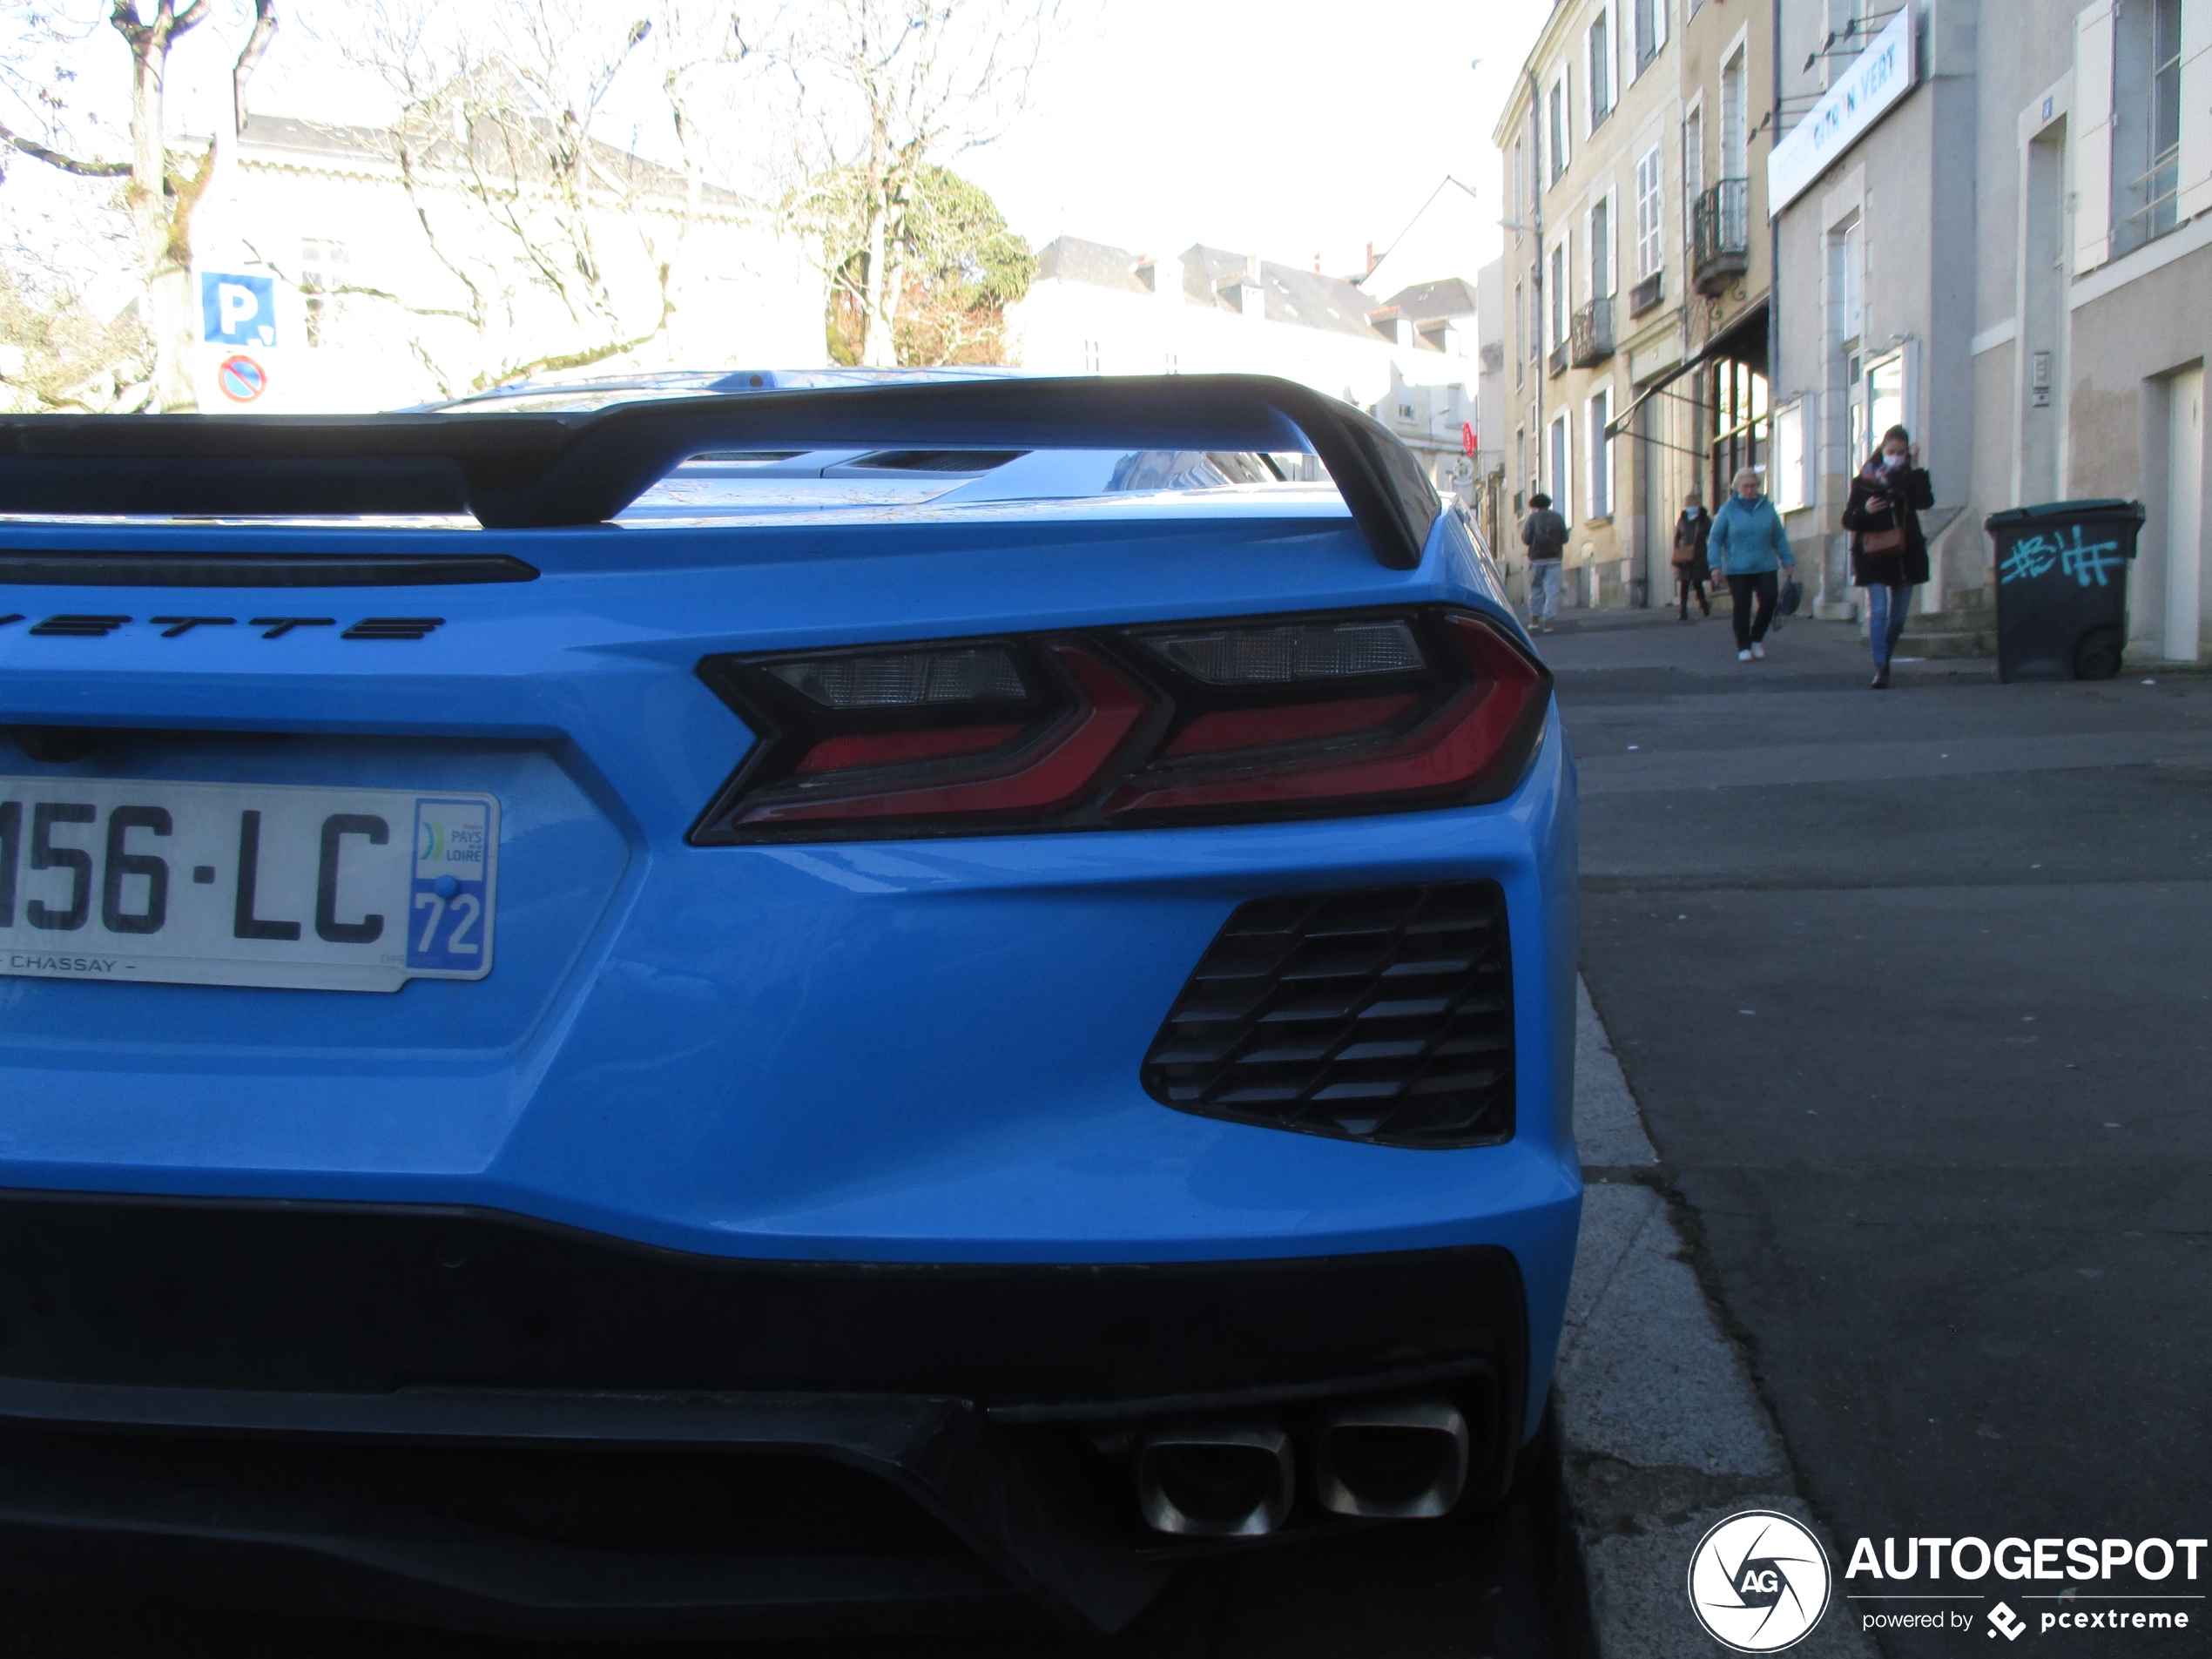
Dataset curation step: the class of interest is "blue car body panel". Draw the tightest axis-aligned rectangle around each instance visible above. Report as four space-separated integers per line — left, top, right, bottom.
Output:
0 482 1579 1448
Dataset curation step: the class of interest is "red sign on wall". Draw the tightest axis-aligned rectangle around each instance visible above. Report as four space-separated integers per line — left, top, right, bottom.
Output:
1461 421 1478 456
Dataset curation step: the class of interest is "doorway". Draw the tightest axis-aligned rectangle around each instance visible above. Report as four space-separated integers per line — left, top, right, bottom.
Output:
2020 124 2067 504
2164 367 2204 662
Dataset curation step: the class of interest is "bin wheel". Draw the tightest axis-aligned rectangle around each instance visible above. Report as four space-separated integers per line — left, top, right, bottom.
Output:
2074 625 2124 680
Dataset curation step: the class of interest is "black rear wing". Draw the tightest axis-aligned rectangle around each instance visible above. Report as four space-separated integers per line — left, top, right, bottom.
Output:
0 374 1440 571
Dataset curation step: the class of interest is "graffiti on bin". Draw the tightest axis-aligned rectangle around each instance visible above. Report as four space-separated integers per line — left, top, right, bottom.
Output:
1999 523 2127 588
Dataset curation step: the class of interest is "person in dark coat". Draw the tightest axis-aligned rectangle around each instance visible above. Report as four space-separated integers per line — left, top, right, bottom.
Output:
1519 492 1568 634
1841 423 1935 689
1670 490 1712 620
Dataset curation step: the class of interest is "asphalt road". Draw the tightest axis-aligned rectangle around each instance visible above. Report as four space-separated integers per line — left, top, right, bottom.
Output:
1554 606 2212 1656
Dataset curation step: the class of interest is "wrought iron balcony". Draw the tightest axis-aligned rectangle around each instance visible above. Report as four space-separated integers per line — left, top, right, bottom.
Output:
1569 299 1615 368
1693 179 1751 294
1629 270 1664 318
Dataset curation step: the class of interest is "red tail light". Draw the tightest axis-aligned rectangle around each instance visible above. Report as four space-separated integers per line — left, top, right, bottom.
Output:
690 608 1550 844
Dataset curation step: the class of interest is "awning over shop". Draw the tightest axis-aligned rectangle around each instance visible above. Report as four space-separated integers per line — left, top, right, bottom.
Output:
1606 300 1768 442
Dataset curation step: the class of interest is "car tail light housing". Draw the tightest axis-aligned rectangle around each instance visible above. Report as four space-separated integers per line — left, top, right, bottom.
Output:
690 606 1549 844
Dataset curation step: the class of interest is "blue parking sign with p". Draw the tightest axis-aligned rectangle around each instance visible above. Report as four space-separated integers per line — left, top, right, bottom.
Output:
200 272 276 347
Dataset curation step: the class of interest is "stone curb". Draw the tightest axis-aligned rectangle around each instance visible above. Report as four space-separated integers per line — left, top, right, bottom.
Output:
1564 978 1876 1658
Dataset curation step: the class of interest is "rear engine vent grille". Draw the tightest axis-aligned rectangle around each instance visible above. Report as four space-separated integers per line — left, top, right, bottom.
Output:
1141 883 1513 1150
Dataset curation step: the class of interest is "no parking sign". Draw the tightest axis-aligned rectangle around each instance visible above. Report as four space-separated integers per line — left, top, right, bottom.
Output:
216 354 267 402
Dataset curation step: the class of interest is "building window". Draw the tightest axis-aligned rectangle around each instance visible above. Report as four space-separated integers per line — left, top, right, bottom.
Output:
2114 0 2184 252
1635 0 1666 72
1683 103 1704 243
1588 12 1614 128
1635 148 1663 279
1720 46 1748 185
1589 197 1611 298
1514 138 1527 223
1772 398 1807 511
1549 412 1573 522
1083 338 1102 373
1589 390 1613 519
1515 426 1527 505
1548 75 1569 183
1550 242 1568 346
1514 282 1526 387
1709 357 1768 503
300 237 348 349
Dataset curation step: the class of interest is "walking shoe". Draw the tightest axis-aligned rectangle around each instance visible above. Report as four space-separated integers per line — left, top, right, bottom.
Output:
1737 649 1752 662
1750 643 1765 660
1871 663 1891 689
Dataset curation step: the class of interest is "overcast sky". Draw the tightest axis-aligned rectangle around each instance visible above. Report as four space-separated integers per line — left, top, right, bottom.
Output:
957 0 1548 278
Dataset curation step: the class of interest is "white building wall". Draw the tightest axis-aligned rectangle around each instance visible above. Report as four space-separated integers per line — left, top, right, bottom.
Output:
187 141 825 413
1006 274 1468 411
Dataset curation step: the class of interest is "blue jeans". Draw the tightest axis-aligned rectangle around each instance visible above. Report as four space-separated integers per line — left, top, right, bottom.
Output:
1866 583 1915 665
1529 559 1563 624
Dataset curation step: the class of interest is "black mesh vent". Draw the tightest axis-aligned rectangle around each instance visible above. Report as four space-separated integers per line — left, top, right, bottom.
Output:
1141 883 1513 1150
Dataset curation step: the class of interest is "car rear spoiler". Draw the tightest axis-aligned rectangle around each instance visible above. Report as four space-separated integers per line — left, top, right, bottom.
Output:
0 374 1440 571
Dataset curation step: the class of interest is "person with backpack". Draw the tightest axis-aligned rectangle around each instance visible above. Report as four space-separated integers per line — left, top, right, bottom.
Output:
1707 467 1795 662
1671 490 1712 621
1841 423 1935 689
1520 492 1568 634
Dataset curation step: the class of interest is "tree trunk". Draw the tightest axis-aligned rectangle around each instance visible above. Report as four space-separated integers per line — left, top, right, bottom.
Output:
120 4 210 410
861 194 894 367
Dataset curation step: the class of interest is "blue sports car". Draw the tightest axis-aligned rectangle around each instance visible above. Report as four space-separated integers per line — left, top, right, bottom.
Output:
0 374 1578 1638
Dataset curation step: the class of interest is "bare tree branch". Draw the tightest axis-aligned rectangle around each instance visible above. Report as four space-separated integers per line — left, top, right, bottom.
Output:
232 0 277 136
0 116 129 175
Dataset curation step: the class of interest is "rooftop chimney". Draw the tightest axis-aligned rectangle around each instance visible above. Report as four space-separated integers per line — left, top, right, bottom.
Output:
1221 253 1274 320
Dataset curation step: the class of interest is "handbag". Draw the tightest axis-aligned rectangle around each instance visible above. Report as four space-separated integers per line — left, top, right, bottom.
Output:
1670 516 1701 567
1861 486 1908 555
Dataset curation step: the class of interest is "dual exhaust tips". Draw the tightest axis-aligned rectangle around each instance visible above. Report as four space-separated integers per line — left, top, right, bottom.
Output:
1134 1394 1470 1537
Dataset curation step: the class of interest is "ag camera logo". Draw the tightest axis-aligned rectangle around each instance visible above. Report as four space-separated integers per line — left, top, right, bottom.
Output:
1688 1510 1833 1652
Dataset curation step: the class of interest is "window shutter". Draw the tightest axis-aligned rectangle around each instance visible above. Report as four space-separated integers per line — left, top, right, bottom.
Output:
2179 0 2212 221
2074 0 2115 272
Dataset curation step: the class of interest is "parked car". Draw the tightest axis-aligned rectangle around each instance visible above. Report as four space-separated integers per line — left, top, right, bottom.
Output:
0 373 1578 1639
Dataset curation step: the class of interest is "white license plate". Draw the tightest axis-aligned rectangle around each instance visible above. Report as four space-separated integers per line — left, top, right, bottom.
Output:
0 777 497 993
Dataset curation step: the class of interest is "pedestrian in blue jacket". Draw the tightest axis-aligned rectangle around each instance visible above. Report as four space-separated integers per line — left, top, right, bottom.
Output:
1708 467 1795 661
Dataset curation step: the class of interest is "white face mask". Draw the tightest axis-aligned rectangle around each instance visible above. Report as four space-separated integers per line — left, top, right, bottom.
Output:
1883 452 1906 470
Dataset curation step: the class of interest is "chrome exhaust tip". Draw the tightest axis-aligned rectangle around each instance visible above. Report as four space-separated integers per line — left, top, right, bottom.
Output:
1134 1417 1294 1537
1315 1393 1469 1520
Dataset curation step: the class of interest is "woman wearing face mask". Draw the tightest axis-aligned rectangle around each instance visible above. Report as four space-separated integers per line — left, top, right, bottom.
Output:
1841 424 1935 689
1671 491 1713 621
